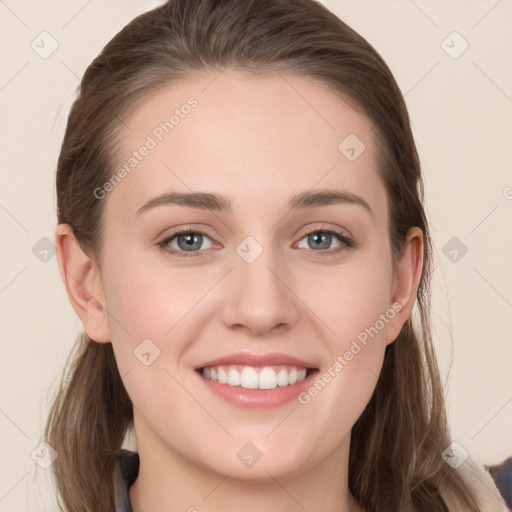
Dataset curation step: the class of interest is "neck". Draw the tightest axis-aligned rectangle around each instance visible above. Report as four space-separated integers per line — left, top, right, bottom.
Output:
128 425 363 512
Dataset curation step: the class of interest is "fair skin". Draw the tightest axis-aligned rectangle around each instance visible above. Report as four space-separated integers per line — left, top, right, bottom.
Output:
55 68 423 512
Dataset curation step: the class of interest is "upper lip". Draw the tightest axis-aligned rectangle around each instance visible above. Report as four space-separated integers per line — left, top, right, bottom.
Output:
195 352 317 370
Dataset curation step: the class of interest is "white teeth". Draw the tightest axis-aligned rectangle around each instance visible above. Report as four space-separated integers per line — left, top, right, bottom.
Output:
217 367 227 384
201 365 310 390
277 368 288 386
227 367 241 386
259 367 278 389
240 367 259 389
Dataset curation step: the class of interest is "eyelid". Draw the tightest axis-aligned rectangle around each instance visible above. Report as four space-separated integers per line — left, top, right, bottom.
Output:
157 226 216 257
299 224 353 241
155 224 219 245
294 225 357 255
157 223 357 258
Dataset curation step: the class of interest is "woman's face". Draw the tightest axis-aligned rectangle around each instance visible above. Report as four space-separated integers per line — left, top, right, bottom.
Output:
92 69 417 479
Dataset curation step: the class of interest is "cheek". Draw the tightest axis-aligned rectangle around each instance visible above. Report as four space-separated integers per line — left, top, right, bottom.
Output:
103 247 206 327
300 253 392 402
296 260 392 451
308 254 393 346
101 253 206 423
100 249 210 371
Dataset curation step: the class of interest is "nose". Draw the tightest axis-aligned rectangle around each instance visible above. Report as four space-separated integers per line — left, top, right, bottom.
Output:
220 244 300 337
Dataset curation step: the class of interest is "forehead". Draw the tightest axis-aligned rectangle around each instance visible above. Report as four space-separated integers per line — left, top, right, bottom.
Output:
105 68 387 222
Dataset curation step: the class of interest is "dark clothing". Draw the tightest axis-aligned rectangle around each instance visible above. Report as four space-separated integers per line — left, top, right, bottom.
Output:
488 457 512 509
114 449 139 512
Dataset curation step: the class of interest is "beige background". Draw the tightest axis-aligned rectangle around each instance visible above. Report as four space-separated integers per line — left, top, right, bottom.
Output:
0 1 511 510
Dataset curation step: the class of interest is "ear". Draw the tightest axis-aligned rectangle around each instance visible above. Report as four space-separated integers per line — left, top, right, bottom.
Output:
55 223 111 343
385 227 424 345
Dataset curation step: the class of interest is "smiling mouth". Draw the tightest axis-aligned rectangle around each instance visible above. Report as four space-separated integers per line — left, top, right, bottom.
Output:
197 364 317 390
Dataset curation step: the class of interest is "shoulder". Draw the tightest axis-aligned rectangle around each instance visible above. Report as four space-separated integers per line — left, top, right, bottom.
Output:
441 456 510 512
113 449 140 512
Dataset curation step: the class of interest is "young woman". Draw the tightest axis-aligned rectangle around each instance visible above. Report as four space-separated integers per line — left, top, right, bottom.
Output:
44 0 508 511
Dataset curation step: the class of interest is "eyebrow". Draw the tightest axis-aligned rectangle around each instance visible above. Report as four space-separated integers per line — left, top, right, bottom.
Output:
135 188 374 218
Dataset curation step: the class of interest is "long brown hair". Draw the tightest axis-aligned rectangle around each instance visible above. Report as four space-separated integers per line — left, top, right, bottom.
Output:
45 1 487 510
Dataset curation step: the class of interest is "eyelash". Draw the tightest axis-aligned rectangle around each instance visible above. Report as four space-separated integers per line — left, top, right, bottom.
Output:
157 226 356 259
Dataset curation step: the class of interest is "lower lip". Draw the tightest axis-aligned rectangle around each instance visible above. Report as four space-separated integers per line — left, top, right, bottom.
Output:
196 370 319 409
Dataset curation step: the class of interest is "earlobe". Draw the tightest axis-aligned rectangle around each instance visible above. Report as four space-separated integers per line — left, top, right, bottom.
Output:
385 227 424 345
54 223 111 343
